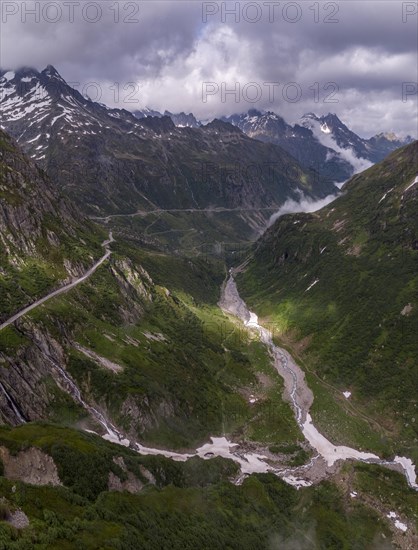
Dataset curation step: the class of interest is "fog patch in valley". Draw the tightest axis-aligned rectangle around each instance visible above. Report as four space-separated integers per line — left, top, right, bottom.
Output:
268 191 339 227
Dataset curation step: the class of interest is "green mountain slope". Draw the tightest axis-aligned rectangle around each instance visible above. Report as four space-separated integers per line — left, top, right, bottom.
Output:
237 141 418 459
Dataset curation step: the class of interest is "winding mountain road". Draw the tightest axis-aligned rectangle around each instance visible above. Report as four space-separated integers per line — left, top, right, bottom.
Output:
0 232 114 332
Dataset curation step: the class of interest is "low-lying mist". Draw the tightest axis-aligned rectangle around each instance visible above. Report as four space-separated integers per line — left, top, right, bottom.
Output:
268 191 339 227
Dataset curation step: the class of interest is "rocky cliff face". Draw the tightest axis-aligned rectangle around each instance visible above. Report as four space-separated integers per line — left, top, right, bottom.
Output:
0 446 62 486
0 130 77 259
0 129 136 431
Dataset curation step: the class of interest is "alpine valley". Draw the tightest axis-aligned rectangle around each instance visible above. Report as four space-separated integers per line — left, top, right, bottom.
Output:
0 65 417 550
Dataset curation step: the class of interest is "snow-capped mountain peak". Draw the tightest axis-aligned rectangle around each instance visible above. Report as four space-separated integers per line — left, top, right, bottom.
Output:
0 65 155 164
222 109 414 183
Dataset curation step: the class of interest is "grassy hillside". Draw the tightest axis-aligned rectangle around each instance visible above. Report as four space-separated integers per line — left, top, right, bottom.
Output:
13 244 300 451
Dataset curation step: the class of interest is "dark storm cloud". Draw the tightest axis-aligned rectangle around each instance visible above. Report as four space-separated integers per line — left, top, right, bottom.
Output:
1 1 201 78
1 0 417 136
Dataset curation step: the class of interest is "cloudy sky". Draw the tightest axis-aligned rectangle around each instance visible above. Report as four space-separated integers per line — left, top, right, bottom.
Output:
2 0 417 137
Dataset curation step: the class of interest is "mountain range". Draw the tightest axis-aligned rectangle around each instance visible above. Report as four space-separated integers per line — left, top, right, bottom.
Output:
223 110 414 183
0 64 417 548
0 66 335 228
1 66 412 223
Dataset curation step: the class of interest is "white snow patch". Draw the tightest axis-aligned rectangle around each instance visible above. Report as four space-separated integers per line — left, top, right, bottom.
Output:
378 188 394 204
302 413 379 466
26 134 41 144
51 113 66 126
305 279 319 292
282 475 312 488
386 512 408 532
31 112 49 124
0 85 15 101
2 71 15 82
320 122 331 134
404 175 418 193
103 434 143 449
197 437 270 474
393 456 418 488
